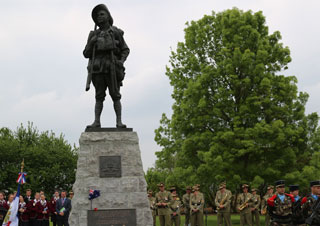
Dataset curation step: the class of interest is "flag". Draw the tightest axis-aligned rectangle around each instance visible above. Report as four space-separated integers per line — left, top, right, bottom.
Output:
2 184 20 226
16 172 27 184
89 189 100 200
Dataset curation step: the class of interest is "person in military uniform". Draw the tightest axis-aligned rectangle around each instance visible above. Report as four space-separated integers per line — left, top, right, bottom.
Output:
214 182 232 226
289 185 305 226
251 188 261 226
190 185 204 226
68 191 74 200
261 185 274 226
302 180 320 226
148 190 157 226
170 193 181 226
0 192 9 226
182 186 192 226
155 183 173 226
170 187 178 196
84 4 130 129
267 180 295 226
237 184 254 226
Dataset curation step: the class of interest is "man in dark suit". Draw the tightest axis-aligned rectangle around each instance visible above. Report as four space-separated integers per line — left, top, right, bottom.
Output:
55 191 71 226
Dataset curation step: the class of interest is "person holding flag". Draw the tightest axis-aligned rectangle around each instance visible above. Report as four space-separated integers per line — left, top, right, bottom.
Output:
2 160 27 226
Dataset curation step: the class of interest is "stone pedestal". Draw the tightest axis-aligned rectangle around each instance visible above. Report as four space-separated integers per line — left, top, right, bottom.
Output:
69 131 153 226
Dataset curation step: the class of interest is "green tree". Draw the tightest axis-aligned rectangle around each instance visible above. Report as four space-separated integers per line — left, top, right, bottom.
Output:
153 8 319 200
0 123 78 196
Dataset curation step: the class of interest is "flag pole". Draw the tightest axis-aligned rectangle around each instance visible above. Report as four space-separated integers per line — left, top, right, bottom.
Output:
20 159 24 174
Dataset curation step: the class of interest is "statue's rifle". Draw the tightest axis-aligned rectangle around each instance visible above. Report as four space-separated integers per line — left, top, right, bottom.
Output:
85 24 97 91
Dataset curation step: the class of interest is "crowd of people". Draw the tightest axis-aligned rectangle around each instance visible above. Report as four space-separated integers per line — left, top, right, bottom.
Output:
0 189 73 226
147 180 320 226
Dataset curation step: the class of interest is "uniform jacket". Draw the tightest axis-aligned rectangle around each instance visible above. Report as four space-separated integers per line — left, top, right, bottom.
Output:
18 202 29 222
148 196 157 216
36 200 50 220
49 197 59 216
155 191 172 216
302 195 320 225
267 193 294 223
190 192 204 214
261 193 274 214
215 189 232 212
170 199 182 216
236 192 254 214
28 199 40 219
251 194 261 211
182 193 191 211
0 200 9 222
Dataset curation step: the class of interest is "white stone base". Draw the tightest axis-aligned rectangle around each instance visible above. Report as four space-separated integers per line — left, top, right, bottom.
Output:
69 131 153 226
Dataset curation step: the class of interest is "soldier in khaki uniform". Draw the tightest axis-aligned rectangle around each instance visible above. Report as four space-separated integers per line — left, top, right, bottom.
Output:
148 190 157 226
267 180 294 226
250 188 260 226
182 186 192 226
261 185 274 226
170 193 181 226
156 183 173 226
170 187 177 196
237 184 254 226
190 185 204 226
215 182 232 226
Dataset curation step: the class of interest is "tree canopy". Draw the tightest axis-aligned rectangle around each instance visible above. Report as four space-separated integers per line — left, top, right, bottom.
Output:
148 8 320 200
0 123 78 196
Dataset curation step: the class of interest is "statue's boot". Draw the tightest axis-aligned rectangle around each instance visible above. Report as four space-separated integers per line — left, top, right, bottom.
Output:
87 101 103 128
114 100 126 128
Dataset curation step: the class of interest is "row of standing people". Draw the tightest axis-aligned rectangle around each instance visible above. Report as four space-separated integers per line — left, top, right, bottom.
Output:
148 183 205 226
215 180 320 226
148 180 320 226
0 189 72 226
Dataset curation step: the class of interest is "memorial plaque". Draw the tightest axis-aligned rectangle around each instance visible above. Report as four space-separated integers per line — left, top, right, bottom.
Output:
87 209 136 226
99 156 121 177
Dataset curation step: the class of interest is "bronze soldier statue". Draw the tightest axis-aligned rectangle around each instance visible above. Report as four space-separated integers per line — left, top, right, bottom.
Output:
84 4 129 129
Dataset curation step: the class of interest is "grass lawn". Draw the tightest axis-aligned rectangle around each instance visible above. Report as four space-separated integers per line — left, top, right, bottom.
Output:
49 214 267 226
154 214 266 226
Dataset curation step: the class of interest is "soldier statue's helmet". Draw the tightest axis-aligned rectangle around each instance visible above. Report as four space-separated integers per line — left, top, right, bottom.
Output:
289 185 299 192
310 180 320 187
267 185 274 190
275 180 286 188
242 184 249 189
91 4 114 26
157 182 165 187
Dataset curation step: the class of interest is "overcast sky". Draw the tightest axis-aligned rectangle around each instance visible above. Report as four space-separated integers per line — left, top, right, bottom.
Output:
1 0 320 171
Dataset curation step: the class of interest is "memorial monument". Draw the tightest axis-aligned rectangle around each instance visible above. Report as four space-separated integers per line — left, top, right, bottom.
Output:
69 4 153 226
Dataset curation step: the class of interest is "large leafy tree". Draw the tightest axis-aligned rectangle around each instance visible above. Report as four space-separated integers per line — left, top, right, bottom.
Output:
152 8 319 198
0 123 78 196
